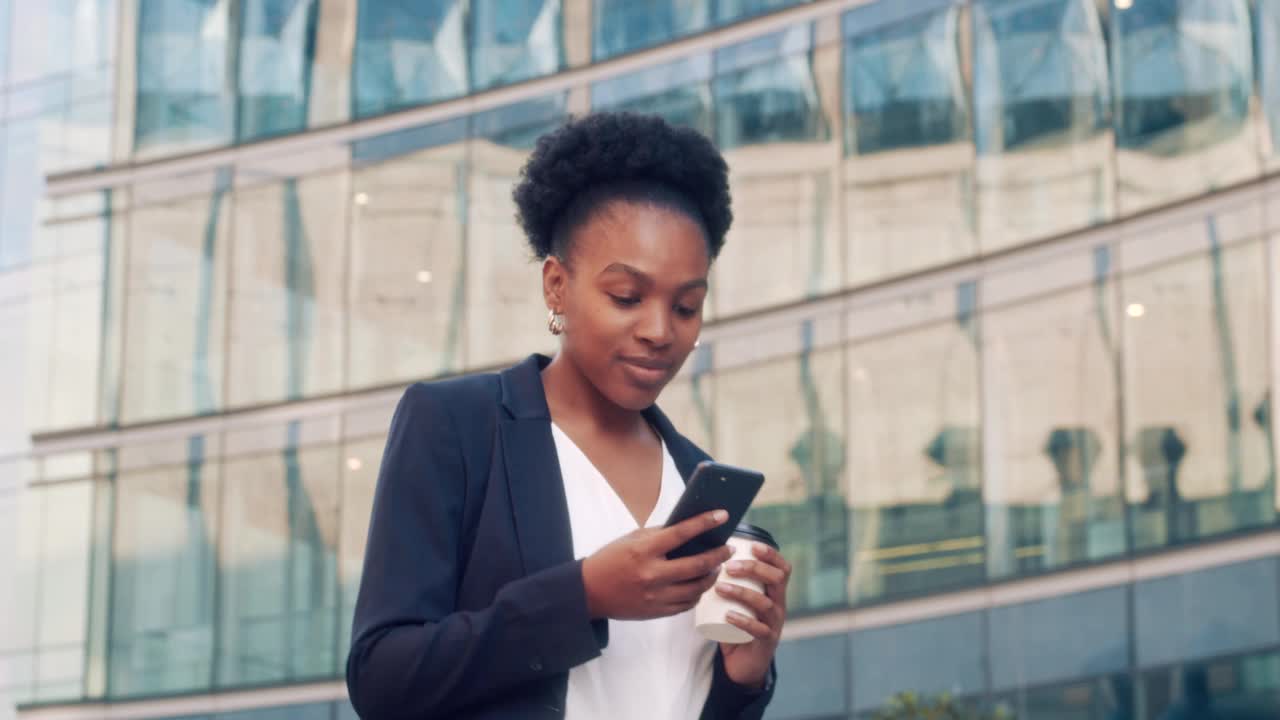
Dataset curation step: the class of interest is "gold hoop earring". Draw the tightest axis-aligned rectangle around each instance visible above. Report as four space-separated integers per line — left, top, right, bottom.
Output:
548 309 565 335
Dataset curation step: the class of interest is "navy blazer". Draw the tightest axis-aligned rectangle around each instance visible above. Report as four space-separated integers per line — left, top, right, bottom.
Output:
346 354 776 719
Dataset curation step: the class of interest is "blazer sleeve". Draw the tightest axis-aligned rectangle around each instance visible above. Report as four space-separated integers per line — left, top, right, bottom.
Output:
701 648 777 720
345 383 606 720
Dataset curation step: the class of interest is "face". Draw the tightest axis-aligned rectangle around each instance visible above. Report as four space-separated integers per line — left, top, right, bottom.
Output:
543 201 710 411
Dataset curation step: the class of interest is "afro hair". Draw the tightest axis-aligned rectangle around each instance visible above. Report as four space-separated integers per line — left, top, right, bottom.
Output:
512 112 732 261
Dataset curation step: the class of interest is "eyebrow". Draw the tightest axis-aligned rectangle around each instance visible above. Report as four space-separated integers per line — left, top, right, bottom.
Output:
600 262 708 292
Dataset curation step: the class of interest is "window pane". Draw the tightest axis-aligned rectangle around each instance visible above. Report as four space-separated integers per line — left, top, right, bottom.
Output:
590 53 714 135
848 284 985 601
465 96 567 369
842 2 976 286
338 436 383 665
1262 0 1280 170
1135 557 1280 669
990 673 1134 720
973 0 1115 250
989 587 1129 691
1111 0 1260 214
713 26 838 317
348 120 467 388
218 440 341 686
592 0 710 60
26 195 112 432
123 173 230 423
135 0 235 155
1140 648 1280 720
655 347 716 453
770 634 848 718
33 481 94 702
470 0 561 92
237 0 320 142
716 0 805 24
1122 234 1274 550
984 249 1126 578
110 440 220 697
352 1 466 119
851 611 986 713
228 173 346 408
716 339 847 612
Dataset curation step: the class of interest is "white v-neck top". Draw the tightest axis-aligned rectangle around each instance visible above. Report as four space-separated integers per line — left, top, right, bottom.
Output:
550 423 716 720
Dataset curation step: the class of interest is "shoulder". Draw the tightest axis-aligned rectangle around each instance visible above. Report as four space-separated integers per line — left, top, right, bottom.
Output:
388 371 504 444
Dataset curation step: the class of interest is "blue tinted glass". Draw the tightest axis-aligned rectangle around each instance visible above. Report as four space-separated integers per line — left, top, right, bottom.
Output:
851 612 986 712
712 25 828 150
1261 0 1280 156
769 634 848 717
237 0 318 141
590 53 713 134
135 0 235 152
989 587 1129 691
352 1 467 119
470 0 561 91
843 1 969 155
1112 0 1251 151
716 0 804 24
351 116 468 166
990 673 1134 720
1141 649 1280 720
972 0 1110 154
592 0 711 60
1135 557 1280 669
471 94 567 149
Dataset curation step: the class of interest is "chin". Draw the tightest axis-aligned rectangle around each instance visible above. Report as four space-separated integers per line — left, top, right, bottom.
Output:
607 380 667 411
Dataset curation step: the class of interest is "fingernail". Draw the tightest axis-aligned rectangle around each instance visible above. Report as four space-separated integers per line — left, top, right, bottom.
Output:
727 611 751 623
717 582 737 595
729 560 751 572
713 510 729 522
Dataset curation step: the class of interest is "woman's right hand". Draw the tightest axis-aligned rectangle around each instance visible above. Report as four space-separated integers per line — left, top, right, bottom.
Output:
581 510 735 620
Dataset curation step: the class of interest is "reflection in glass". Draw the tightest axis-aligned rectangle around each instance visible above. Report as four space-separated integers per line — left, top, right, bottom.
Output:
135 0 235 154
237 0 319 141
2 481 95 704
984 260 1125 578
123 175 231 423
218 440 340 686
228 173 347 408
352 1 467 119
1111 0 1259 213
713 26 838 317
26 198 111 432
848 286 985 601
851 612 986 714
348 119 467 388
338 437 383 665
1140 650 1280 720
465 98 566 369
717 341 846 611
470 0 561 91
110 442 220 697
590 53 714 135
990 673 1133 720
656 346 716 453
1261 0 1280 166
842 3 976 285
972 0 1114 250
1123 238 1274 550
592 0 710 60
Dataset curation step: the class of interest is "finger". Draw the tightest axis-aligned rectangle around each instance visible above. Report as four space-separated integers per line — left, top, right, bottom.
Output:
659 545 733 583
662 571 720 606
724 557 785 587
725 610 777 643
651 510 729 554
715 582 774 617
751 543 793 578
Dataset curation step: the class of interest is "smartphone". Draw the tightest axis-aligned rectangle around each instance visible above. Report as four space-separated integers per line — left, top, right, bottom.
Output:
664 460 765 559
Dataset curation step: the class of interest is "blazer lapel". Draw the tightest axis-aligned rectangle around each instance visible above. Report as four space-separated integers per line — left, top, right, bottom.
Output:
644 403 707 484
499 355 575 576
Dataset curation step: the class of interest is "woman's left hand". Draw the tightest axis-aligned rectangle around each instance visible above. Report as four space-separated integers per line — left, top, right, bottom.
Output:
715 543 792 689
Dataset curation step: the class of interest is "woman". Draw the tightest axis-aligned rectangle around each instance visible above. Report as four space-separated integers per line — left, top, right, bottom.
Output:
347 113 791 719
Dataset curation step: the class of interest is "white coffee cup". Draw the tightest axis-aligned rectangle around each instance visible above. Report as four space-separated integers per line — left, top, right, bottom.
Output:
695 523 778 644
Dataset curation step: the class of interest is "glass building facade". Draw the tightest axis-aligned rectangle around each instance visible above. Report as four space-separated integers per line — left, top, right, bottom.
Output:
2 1 1280 718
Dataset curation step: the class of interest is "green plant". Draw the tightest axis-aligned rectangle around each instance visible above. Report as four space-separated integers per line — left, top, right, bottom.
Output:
871 691 1012 720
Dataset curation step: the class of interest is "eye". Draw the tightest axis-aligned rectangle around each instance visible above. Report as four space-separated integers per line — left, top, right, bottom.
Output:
675 305 699 318
609 294 641 307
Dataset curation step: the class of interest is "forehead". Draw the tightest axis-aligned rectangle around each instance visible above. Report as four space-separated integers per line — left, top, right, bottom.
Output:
569 201 710 278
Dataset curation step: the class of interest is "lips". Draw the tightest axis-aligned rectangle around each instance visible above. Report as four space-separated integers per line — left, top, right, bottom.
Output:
619 356 674 387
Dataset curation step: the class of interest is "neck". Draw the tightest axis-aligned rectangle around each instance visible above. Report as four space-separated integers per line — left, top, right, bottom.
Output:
542 351 646 438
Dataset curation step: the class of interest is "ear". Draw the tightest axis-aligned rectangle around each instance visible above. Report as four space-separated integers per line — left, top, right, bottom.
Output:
542 256 569 312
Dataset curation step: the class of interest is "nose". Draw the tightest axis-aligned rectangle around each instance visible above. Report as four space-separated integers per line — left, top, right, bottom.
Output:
635 303 675 348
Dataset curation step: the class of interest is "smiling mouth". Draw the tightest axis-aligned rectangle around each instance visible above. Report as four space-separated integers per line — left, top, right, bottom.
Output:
619 357 673 386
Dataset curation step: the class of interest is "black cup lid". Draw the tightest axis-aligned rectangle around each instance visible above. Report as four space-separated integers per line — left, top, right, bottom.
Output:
732 522 778 549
